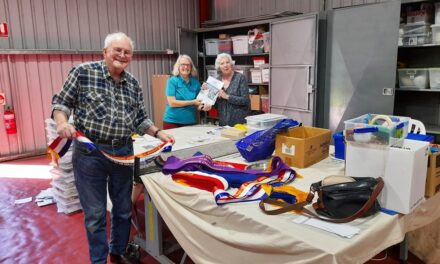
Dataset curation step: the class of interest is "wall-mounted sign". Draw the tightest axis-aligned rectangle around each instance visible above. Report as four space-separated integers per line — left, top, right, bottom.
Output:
0 93 5 106
0 23 8 37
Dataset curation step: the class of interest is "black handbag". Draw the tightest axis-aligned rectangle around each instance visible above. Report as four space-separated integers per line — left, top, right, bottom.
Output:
259 176 384 223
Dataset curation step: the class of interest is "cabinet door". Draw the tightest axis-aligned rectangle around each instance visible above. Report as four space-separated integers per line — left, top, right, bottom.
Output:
178 27 198 67
319 1 400 133
270 14 318 126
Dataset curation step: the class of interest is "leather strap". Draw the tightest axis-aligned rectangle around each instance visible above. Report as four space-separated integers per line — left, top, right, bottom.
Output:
259 177 385 223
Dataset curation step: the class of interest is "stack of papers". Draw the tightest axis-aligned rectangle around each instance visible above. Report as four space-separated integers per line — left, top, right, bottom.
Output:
197 76 224 105
292 215 361 238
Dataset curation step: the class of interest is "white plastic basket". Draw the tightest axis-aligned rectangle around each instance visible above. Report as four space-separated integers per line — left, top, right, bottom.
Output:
231 35 248 54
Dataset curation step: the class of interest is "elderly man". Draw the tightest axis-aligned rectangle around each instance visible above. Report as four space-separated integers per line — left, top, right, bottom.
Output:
52 32 173 264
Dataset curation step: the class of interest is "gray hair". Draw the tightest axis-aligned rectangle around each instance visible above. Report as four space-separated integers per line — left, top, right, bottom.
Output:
104 32 135 50
215 53 235 71
172 54 198 77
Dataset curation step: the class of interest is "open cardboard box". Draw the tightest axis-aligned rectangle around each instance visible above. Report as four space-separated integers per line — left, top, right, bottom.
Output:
275 126 331 168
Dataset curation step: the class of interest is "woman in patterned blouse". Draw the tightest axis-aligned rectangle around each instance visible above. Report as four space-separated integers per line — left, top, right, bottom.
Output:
202 53 250 126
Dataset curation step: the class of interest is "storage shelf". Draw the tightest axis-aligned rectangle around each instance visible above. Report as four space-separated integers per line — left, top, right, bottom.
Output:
426 125 440 135
203 52 269 58
396 88 440 92
398 44 440 49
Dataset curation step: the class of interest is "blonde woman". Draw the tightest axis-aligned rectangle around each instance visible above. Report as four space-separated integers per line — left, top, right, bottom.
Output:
163 54 203 129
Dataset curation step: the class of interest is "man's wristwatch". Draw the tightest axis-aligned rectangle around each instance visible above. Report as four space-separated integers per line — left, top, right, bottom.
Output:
154 129 161 138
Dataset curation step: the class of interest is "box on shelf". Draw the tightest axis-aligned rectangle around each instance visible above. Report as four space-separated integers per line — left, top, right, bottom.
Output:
245 113 285 130
253 57 266 67
206 65 218 78
260 64 270 83
261 95 269 113
429 68 440 89
234 65 252 81
398 68 429 89
406 4 434 24
431 24 440 44
218 39 233 54
205 39 219 55
402 33 432 46
250 68 262 83
344 113 410 146
263 32 270 53
404 22 432 35
275 126 331 168
345 139 429 214
231 35 248 54
250 94 261 111
426 151 440 197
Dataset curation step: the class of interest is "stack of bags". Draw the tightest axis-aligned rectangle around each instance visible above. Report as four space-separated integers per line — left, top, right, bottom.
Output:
45 118 82 214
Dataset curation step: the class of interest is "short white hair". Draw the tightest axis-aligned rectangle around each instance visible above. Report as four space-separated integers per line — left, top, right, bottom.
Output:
172 54 198 77
104 32 135 50
215 53 235 71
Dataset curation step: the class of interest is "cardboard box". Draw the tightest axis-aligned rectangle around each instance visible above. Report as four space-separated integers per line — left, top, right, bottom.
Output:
250 94 261 111
426 151 440 197
345 139 429 214
151 75 170 129
275 126 331 168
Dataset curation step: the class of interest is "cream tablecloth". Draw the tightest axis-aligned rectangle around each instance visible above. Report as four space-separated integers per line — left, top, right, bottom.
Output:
141 152 440 264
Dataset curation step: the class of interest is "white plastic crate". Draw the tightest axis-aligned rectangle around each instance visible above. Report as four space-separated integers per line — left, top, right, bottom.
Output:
231 35 248 54
398 68 429 89
205 39 219 55
344 113 410 146
245 113 286 130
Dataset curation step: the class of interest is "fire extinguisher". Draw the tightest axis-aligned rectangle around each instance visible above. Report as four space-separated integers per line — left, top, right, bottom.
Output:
4 106 17 135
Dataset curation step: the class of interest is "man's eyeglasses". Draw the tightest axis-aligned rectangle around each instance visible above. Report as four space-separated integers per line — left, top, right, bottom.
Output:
111 47 133 57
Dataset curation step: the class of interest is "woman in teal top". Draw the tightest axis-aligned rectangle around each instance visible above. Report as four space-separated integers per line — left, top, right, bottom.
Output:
163 55 203 129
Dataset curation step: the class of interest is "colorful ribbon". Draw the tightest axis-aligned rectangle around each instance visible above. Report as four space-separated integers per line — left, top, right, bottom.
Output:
48 131 173 166
163 155 297 205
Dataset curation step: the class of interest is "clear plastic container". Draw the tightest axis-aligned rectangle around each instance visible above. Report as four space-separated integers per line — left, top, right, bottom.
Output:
431 24 440 44
344 114 410 146
218 39 233 54
429 68 440 89
398 68 429 89
206 65 218 78
245 113 285 129
234 65 253 81
404 22 432 35
205 39 219 55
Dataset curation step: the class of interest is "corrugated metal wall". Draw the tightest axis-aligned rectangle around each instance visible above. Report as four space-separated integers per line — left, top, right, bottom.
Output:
212 0 323 21
211 0 389 21
0 0 199 160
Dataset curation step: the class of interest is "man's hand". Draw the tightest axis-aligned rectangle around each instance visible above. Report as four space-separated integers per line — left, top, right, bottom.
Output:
53 110 76 139
156 130 175 143
56 122 77 139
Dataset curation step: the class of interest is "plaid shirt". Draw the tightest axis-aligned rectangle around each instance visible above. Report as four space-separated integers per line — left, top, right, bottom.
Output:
52 60 153 140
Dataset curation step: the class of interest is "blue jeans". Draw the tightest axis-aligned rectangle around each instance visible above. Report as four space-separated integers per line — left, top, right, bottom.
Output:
73 140 133 264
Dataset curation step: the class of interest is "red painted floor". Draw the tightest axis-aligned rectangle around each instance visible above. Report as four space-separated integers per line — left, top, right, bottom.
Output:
0 155 424 264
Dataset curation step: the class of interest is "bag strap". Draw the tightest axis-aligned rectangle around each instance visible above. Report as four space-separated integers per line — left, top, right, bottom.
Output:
259 177 384 223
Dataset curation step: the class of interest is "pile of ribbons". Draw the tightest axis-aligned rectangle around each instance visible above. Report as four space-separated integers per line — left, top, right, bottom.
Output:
162 154 307 205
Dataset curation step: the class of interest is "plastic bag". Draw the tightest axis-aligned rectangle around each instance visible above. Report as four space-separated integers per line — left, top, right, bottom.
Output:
236 119 300 162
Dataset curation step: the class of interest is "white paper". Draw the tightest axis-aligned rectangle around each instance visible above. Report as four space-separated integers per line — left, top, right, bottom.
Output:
197 76 224 105
292 215 360 238
14 197 33 204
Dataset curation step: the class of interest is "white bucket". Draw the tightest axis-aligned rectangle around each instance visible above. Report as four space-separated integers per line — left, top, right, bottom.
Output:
435 3 440 24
